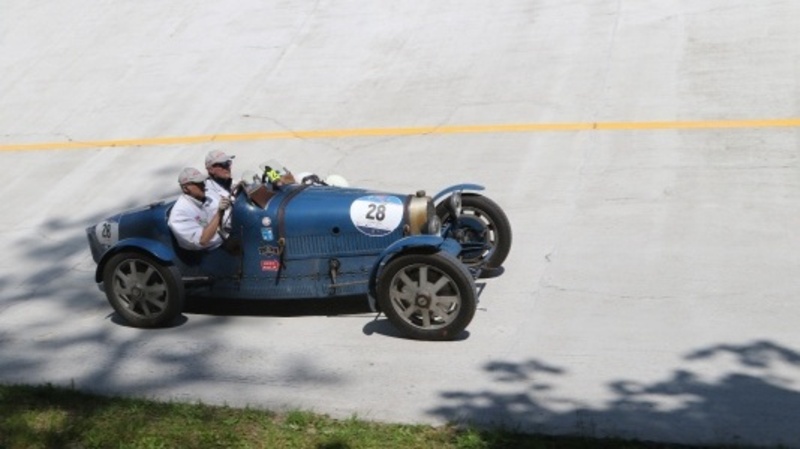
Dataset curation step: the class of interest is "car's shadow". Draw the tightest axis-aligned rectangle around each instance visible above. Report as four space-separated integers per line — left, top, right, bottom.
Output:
183 294 374 317
109 295 470 341
107 295 372 328
361 319 470 341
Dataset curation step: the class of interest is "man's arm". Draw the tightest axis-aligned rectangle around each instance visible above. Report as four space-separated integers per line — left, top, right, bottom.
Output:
198 196 231 246
198 211 223 247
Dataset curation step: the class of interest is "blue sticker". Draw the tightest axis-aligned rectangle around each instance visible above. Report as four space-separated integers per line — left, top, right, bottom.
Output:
261 228 274 241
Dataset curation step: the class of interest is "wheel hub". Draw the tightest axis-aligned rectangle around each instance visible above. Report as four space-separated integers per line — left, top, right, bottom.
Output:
415 293 431 308
130 285 143 299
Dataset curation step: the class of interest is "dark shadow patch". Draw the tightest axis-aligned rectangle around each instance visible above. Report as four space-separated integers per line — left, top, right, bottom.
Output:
427 341 800 447
183 294 372 318
361 318 470 342
108 312 188 328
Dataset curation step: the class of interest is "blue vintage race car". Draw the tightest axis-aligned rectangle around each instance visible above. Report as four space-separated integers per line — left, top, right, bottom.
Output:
86 166 511 341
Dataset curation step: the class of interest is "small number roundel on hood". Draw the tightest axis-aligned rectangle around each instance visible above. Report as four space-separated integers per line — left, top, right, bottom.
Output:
349 195 403 237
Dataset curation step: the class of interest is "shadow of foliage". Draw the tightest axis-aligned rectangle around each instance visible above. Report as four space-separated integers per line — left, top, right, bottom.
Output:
0 189 349 402
429 340 800 447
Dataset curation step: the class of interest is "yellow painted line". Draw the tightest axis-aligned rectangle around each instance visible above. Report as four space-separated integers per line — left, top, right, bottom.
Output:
2 118 800 152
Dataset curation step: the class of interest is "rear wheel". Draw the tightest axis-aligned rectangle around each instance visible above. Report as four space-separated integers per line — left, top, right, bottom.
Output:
437 194 512 269
377 252 476 341
103 252 184 328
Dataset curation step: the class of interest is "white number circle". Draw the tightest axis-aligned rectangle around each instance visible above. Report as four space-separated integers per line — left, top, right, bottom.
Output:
350 195 403 237
95 221 119 247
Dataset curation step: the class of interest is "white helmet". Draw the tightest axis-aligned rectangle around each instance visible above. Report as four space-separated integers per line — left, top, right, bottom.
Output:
325 174 349 187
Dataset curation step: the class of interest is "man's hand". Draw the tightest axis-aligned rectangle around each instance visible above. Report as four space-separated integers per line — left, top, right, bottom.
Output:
218 196 231 212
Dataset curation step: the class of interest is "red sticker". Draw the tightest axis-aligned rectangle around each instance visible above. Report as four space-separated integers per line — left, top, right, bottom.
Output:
260 260 280 271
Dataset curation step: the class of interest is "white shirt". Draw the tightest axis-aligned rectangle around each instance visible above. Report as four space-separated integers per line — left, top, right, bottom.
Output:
168 194 223 250
204 178 230 203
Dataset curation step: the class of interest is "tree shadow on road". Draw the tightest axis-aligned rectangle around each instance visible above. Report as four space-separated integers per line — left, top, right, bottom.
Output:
428 340 800 447
0 190 350 398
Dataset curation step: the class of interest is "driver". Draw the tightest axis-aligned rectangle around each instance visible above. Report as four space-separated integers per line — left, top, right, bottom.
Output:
168 167 230 251
204 149 237 233
204 149 235 203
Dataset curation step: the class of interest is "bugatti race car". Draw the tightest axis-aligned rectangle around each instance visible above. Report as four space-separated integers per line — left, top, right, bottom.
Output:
86 164 511 341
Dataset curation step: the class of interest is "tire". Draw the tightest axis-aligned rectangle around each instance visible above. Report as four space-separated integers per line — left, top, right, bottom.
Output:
377 252 476 341
436 194 512 269
102 252 185 328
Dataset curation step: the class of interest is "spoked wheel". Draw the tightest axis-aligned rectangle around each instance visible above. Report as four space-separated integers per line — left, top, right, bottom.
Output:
437 194 512 269
377 252 476 341
102 252 184 328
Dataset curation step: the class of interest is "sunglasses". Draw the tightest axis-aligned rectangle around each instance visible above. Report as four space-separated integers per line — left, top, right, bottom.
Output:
212 162 232 169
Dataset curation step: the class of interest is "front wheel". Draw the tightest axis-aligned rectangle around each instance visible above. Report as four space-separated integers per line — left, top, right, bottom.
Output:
377 252 476 341
102 252 185 328
437 194 512 269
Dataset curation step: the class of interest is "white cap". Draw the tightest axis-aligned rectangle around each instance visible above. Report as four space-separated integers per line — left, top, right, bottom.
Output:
205 150 235 168
178 167 207 185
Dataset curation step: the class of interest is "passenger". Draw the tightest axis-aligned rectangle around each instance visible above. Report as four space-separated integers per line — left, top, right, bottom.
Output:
168 167 230 251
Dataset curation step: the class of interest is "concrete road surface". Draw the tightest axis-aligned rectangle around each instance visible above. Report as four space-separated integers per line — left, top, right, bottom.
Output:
1 1 799 446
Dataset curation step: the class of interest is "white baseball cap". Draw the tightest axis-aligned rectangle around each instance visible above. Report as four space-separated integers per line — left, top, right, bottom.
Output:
178 167 208 185
205 150 235 168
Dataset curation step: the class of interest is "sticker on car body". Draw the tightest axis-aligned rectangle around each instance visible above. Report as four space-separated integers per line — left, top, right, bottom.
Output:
260 260 280 271
350 195 403 237
95 221 119 247
258 245 281 256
